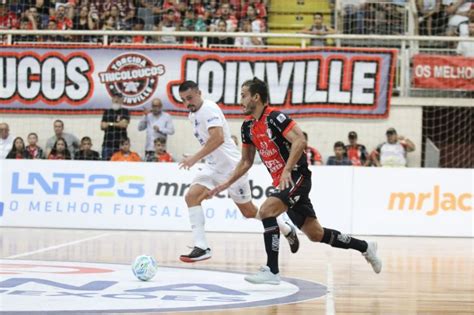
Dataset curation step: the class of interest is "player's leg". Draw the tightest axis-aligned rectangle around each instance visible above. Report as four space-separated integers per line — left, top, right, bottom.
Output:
228 175 299 253
180 169 214 263
299 216 382 273
244 196 288 285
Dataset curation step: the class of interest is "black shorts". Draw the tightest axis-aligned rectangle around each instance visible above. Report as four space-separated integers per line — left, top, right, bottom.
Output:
269 172 316 229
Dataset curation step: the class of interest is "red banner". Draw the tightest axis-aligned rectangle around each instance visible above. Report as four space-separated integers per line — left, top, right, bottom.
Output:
412 54 474 90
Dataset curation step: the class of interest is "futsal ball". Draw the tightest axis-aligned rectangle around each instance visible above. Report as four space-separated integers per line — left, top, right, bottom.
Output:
132 255 158 281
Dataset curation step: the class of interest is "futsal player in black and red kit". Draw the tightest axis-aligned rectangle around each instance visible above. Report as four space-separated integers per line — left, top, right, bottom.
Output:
210 78 382 284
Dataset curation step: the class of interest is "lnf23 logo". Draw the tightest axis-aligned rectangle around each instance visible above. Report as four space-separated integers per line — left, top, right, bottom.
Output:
0 260 326 313
10 172 145 198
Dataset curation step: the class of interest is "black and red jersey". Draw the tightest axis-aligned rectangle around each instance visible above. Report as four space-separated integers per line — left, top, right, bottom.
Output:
241 107 309 187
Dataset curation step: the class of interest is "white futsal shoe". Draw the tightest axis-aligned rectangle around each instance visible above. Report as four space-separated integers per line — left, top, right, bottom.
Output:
244 266 281 285
362 241 382 274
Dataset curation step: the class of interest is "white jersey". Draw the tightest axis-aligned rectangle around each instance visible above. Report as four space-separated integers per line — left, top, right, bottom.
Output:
189 99 241 172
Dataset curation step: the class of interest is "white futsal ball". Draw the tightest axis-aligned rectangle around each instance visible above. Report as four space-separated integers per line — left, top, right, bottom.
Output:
132 255 158 281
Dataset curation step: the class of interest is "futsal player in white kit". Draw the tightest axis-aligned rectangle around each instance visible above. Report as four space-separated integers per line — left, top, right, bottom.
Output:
178 81 299 262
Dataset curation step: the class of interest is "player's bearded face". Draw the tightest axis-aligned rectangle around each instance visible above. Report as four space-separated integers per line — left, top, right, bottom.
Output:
180 89 201 112
240 87 256 115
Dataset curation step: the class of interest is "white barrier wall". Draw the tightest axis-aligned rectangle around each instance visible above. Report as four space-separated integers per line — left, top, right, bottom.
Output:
1 103 423 168
0 160 472 237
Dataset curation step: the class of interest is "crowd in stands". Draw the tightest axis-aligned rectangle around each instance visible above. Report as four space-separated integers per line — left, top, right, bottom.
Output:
0 0 268 45
0 90 416 167
2 0 473 52
340 0 473 36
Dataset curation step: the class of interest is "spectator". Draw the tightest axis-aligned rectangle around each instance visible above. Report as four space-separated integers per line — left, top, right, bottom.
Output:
217 3 238 32
48 137 72 160
209 19 234 46
14 17 37 42
6 137 31 159
73 5 96 31
126 17 147 43
0 3 18 31
245 4 266 33
235 18 263 47
417 0 444 35
111 138 141 162
100 93 130 160
25 6 41 30
327 141 352 166
146 138 174 162
345 131 369 166
45 119 80 158
457 16 474 56
26 132 45 159
0 123 14 159
371 128 416 167
101 0 135 22
137 0 162 30
44 20 62 42
182 9 206 44
138 98 175 161
241 0 267 19
155 8 180 44
75 136 100 160
50 4 72 30
301 12 336 46
444 0 472 35
303 132 323 165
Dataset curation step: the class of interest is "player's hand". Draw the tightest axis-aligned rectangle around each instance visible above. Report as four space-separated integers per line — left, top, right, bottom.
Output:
179 155 197 170
208 183 230 198
278 169 294 190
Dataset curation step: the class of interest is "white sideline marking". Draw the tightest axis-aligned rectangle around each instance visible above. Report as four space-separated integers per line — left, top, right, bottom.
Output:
326 262 336 315
6 233 110 259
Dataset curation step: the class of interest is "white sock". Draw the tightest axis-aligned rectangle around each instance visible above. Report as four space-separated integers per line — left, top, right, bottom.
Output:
188 205 208 249
255 211 292 236
277 215 291 236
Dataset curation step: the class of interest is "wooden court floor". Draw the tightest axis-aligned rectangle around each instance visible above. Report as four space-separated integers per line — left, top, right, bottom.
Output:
1 227 473 314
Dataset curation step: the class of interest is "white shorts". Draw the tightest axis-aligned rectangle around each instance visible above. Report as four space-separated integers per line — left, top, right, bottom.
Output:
192 165 252 204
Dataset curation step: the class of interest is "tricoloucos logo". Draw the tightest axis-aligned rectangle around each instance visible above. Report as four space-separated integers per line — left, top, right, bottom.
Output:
99 53 165 107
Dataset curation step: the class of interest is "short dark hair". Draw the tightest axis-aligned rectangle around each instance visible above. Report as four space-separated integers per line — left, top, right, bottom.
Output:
241 77 268 104
54 119 64 127
81 136 92 143
120 137 130 145
334 141 345 149
179 80 199 93
154 138 166 145
314 12 323 18
27 132 38 138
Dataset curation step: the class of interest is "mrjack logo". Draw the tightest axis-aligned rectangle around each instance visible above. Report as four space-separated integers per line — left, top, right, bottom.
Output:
99 53 165 106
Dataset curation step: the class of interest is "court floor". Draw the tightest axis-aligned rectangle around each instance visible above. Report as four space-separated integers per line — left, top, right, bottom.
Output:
1 227 473 314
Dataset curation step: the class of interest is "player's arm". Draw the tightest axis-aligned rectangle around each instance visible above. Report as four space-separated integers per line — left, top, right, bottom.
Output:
179 126 224 169
279 124 307 190
209 144 256 197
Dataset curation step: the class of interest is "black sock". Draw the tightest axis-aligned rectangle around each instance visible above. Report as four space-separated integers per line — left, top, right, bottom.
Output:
321 228 368 253
262 217 280 274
